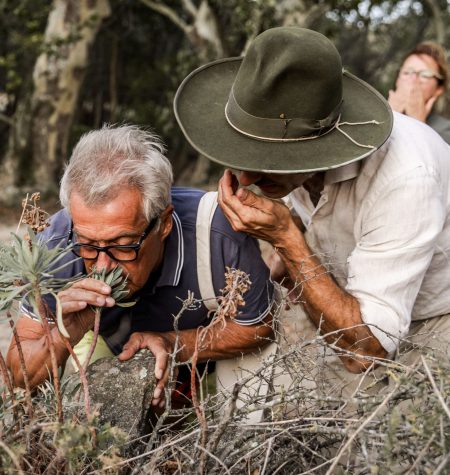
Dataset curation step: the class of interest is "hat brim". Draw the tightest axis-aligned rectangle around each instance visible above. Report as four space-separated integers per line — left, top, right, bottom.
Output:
174 58 393 173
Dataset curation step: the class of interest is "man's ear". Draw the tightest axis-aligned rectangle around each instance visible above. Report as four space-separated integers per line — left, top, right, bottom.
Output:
158 204 174 241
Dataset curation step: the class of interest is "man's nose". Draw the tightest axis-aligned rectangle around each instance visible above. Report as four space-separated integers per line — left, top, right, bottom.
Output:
239 171 262 186
94 251 117 272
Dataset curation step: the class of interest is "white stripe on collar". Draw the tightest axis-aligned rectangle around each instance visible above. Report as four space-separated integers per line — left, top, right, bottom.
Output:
172 211 184 285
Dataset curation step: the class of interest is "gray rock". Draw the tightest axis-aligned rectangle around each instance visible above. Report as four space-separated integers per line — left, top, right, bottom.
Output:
63 350 157 444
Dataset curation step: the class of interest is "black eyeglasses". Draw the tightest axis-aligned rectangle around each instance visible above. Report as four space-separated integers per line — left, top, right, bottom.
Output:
69 216 159 262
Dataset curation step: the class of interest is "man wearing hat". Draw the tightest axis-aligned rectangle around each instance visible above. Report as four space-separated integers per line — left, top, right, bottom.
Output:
174 27 450 388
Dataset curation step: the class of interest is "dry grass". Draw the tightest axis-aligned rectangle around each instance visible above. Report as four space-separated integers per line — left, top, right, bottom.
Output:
1 198 449 474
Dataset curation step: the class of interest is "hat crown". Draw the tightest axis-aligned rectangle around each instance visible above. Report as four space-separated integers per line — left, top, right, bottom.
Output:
233 27 343 121
174 26 393 174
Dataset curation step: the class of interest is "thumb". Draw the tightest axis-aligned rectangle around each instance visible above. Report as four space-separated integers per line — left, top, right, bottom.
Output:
236 187 264 208
118 335 141 361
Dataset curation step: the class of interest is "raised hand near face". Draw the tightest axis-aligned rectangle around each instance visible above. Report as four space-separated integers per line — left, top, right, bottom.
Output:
218 169 298 249
57 278 115 344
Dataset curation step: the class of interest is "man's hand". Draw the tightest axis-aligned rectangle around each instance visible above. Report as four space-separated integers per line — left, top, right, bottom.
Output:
118 332 175 407
58 278 115 345
7 278 115 388
218 169 297 249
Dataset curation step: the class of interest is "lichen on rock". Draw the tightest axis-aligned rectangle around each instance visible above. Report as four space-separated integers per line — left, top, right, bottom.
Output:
63 350 157 447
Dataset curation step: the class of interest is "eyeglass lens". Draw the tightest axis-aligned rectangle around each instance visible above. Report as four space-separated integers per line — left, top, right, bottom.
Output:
72 244 138 262
401 68 440 80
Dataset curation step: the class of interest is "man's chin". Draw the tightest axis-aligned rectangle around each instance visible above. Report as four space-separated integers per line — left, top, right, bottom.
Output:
258 185 287 199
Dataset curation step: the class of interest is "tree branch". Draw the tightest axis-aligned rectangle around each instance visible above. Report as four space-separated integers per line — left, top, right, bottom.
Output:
181 0 198 18
422 0 445 44
139 0 190 34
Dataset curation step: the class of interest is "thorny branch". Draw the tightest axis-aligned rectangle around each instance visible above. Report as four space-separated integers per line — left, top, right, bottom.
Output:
2 200 450 473
190 268 251 473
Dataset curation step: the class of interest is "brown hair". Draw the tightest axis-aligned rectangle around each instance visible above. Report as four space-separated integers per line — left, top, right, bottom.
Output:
403 41 448 90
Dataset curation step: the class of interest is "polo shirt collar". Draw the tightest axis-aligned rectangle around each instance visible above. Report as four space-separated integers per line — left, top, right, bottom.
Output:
142 211 184 293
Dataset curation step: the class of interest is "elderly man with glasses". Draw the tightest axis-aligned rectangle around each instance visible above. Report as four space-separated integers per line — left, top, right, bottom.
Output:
7 124 274 408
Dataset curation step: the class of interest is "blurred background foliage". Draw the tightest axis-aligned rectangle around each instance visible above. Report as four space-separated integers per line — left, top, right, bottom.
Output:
0 0 449 205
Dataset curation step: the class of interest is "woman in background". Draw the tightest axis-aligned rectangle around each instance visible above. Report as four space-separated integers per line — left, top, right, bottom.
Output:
389 41 450 144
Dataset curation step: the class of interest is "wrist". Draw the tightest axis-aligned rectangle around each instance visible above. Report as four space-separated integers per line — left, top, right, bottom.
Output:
61 321 88 348
63 309 95 346
272 218 305 254
270 216 304 251
274 225 326 284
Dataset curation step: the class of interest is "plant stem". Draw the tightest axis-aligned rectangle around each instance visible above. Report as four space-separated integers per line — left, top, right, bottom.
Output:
35 291 63 422
60 337 97 447
7 312 33 420
190 328 208 475
82 308 101 372
61 337 91 418
0 349 19 427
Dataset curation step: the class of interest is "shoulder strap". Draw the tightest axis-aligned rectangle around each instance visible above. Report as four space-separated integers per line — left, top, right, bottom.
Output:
196 191 219 311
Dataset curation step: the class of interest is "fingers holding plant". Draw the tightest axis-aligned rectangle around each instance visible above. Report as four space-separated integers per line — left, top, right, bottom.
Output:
59 278 114 312
57 267 133 345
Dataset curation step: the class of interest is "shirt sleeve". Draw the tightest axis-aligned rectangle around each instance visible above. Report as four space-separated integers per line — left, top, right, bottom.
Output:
346 171 446 354
211 232 274 326
21 300 55 322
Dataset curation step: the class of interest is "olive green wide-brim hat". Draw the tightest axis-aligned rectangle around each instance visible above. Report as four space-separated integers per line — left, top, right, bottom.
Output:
174 27 393 173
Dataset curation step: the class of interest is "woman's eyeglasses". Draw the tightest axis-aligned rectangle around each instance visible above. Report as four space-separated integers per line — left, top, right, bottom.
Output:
400 68 443 82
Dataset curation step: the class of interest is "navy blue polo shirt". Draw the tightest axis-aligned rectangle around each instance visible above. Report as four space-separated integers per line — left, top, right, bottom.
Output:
23 187 274 354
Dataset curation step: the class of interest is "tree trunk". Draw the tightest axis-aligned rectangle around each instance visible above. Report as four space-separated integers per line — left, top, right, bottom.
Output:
32 0 111 195
0 0 111 202
1 90 34 203
422 0 446 44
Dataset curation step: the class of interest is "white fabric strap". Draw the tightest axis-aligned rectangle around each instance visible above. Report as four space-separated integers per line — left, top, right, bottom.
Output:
196 191 279 423
196 191 219 310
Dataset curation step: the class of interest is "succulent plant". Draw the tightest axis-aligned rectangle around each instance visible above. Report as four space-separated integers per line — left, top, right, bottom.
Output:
89 266 136 308
0 230 79 313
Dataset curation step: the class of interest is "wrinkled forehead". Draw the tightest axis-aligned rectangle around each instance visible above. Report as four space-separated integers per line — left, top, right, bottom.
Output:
69 188 147 230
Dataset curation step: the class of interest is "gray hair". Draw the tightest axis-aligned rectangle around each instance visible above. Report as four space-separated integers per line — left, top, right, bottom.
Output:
60 124 173 222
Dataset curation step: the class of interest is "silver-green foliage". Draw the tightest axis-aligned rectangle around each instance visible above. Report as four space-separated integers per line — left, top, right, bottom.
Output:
0 229 79 313
89 266 136 308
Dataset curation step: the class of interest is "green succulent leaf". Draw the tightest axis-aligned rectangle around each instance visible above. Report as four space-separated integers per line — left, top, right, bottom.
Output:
116 301 136 308
89 266 136 308
0 229 77 315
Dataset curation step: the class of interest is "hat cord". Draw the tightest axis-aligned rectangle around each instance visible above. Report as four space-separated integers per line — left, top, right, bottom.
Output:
335 119 381 150
225 89 382 150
